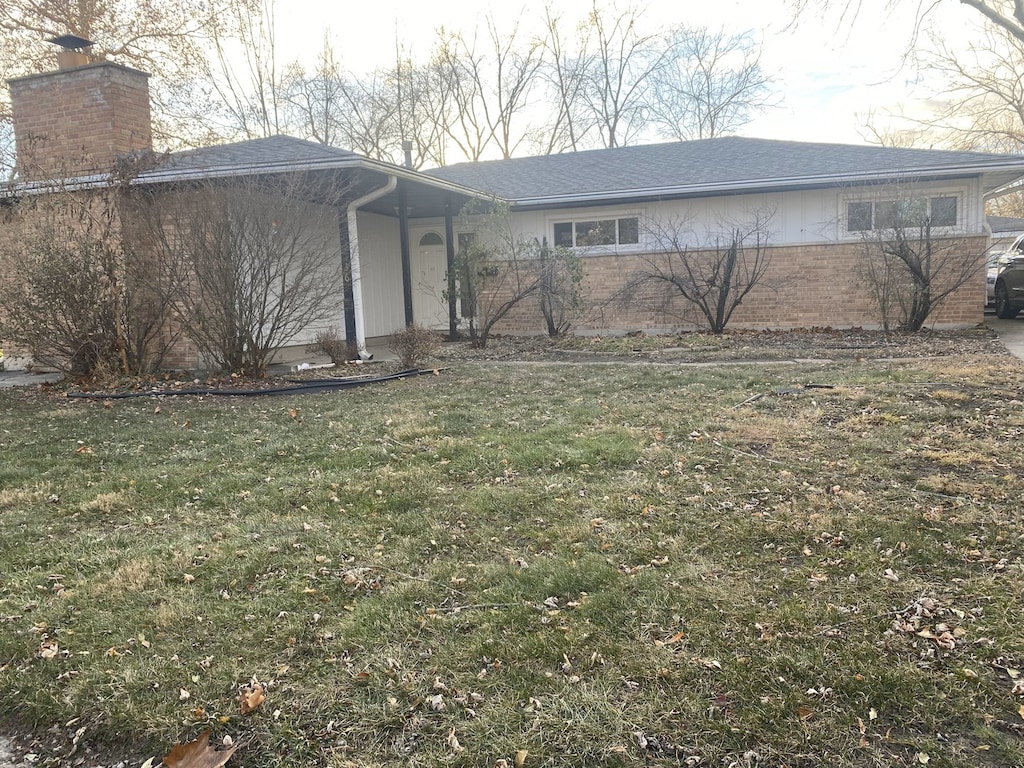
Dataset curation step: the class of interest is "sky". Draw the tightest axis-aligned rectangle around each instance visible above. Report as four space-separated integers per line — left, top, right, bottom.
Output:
274 0 978 149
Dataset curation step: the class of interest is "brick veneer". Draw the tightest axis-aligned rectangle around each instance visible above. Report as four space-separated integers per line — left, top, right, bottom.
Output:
486 238 988 335
9 62 152 181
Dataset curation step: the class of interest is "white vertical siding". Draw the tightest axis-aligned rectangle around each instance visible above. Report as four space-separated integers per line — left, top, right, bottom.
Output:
355 211 406 337
500 182 984 249
276 200 345 349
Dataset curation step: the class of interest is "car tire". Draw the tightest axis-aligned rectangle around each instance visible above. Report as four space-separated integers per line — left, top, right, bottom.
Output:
995 281 1021 319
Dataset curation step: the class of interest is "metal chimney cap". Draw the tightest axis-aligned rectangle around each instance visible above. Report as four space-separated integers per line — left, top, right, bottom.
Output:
48 34 94 50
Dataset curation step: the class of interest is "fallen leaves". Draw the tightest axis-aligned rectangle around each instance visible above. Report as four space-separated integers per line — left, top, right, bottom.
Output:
163 731 238 768
239 677 266 714
37 640 59 660
654 629 686 647
890 597 966 651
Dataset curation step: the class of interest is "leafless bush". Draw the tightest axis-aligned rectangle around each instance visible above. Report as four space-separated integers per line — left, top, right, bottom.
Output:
456 200 582 347
388 323 440 368
0 187 174 379
137 173 348 377
625 209 776 334
857 207 979 332
307 327 352 364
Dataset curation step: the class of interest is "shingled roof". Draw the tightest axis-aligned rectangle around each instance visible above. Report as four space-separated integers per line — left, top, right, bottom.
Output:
138 135 361 182
424 137 1024 208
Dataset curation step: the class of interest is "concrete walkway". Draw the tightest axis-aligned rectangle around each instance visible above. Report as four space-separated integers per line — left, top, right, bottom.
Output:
0 369 61 389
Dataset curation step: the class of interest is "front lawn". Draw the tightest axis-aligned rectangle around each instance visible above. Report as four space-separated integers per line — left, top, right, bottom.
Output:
1 352 1023 767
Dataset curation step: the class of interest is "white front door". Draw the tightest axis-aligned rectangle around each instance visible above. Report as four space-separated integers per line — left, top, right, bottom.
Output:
412 232 449 330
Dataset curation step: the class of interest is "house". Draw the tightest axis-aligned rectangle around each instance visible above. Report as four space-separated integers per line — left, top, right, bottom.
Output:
5 50 1024 372
987 215 1024 253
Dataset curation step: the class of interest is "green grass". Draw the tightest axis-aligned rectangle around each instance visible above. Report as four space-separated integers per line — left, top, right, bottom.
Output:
1 355 1023 767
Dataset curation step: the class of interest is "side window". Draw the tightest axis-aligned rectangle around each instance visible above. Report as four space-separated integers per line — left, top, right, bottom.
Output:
618 217 639 244
847 202 872 232
553 222 574 247
575 220 616 246
552 216 640 248
846 196 958 233
930 196 957 228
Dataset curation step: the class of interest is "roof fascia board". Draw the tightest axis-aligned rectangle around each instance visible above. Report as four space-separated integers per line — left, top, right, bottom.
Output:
6 155 501 202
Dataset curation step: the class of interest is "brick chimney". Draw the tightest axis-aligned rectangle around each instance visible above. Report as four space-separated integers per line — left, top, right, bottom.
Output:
8 38 153 181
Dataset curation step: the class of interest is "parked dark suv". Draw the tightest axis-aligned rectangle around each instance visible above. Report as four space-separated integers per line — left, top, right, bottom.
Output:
994 235 1024 318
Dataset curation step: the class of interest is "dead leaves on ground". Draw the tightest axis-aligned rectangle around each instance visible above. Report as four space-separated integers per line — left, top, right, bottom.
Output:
890 596 966 651
166 677 263 768
239 676 266 714
163 731 238 768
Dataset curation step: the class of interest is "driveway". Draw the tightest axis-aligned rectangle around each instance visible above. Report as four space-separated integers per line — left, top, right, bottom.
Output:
986 317 1024 361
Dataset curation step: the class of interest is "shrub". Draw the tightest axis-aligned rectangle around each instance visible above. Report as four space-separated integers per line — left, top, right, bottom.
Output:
388 324 440 368
307 327 352 364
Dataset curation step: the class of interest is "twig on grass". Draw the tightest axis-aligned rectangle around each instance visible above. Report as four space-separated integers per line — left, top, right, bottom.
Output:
706 433 786 465
731 393 765 409
433 602 518 614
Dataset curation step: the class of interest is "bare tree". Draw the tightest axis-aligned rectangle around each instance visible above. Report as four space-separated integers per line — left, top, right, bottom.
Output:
919 25 1024 154
0 0 257 162
536 6 593 153
138 174 346 376
649 27 774 141
855 195 981 332
626 210 776 334
432 21 543 162
404 55 457 168
201 0 284 139
538 237 584 336
481 18 545 159
788 0 1024 47
280 40 347 147
579 1 669 148
433 31 491 162
0 179 176 378
456 201 582 347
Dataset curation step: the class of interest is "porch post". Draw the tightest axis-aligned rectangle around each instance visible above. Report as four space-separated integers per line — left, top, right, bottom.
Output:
398 180 413 326
338 211 356 352
444 197 458 341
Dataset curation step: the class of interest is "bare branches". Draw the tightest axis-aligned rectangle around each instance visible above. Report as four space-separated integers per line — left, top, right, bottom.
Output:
649 28 775 141
138 174 347 376
854 189 981 331
626 210 777 334
0 181 177 378
455 201 583 346
578 1 668 148
788 0 1024 50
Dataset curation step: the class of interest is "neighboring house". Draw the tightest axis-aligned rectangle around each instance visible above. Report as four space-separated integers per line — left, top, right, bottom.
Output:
5 50 1024 371
987 215 1024 253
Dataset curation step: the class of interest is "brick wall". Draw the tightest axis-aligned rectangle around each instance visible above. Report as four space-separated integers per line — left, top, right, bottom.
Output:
486 237 988 335
9 62 152 181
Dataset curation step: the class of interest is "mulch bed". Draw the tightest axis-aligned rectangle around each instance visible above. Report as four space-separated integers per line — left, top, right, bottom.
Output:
21 326 1013 399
